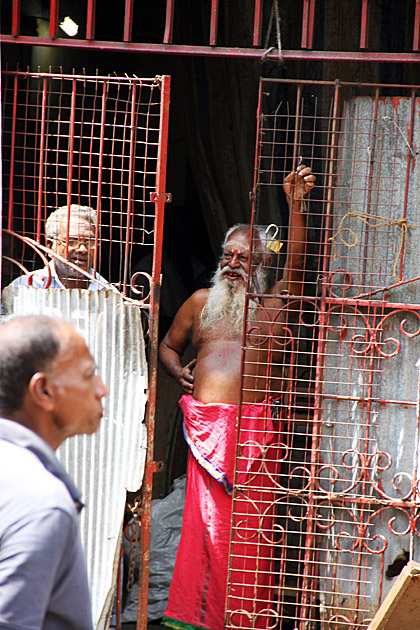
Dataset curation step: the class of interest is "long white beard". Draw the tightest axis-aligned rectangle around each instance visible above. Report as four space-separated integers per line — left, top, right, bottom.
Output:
200 265 267 338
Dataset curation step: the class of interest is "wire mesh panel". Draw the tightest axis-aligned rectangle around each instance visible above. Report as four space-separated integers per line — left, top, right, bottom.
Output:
226 79 420 629
1 69 170 630
1 70 167 297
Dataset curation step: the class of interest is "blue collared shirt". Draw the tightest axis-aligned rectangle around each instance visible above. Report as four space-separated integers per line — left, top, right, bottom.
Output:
0 419 93 630
9 261 109 291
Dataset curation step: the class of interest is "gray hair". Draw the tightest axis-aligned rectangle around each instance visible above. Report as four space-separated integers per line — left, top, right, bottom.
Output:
222 223 272 264
0 316 61 414
45 204 97 239
221 223 276 293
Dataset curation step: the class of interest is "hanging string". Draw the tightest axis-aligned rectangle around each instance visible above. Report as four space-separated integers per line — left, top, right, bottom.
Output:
261 0 284 64
329 210 420 283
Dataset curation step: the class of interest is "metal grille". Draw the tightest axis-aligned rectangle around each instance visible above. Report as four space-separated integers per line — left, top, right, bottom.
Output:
1 68 171 630
1 70 168 296
226 79 420 629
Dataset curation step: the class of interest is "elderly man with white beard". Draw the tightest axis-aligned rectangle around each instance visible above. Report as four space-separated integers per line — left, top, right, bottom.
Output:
160 164 315 630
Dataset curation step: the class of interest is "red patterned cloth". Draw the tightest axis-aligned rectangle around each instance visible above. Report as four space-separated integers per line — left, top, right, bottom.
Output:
162 395 282 630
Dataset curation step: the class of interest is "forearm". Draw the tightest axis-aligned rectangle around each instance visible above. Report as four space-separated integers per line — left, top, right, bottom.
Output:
283 200 307 295
282 164 315 295
159 343 183 382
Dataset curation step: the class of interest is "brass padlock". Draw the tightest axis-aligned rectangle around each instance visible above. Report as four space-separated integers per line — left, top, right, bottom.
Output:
265 224 283 253
267 238 283 253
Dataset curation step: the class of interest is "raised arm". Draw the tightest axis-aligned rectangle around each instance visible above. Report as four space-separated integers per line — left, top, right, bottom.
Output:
280 164 315 296
159 291 205 395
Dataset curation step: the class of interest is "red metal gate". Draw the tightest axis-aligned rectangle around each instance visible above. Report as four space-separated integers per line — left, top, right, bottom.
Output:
227 78 420 629
0 69 170 630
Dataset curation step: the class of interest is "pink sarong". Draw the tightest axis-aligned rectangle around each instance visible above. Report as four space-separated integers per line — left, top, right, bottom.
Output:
162 395 282 630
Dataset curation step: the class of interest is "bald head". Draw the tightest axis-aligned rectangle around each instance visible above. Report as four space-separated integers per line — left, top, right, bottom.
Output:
0 316 107 449
0 316 70 415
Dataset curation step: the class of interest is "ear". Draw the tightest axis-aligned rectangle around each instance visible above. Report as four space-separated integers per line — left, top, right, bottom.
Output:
264 254 273 268
46 239 54 257
28 372 55 412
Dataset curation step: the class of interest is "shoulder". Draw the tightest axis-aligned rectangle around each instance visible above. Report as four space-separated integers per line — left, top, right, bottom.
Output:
6 268 49 289
92 269 109 283
176 289 209 316
189 288 209 308
265 279 287 295
8 275 29 288
0 440 77 519
163 290 209 344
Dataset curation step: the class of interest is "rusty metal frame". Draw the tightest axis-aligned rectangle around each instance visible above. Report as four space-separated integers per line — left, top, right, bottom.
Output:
136 74 171 630
3 0 420 61
2 36 420 64
0 69 171 630
225 76 420 629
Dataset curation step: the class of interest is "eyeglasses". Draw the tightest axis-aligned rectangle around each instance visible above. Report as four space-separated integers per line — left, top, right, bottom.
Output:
54 236 95 249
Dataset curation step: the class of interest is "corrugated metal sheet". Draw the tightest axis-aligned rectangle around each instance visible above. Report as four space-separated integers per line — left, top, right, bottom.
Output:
1 286 148 629
321 95 420 618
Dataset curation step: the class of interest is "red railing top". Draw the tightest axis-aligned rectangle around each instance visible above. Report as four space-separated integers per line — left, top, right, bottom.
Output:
3 0 420 61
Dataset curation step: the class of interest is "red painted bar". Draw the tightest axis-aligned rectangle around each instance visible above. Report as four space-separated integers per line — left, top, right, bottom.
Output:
4 36 420 63
163 0 175 44
122 81 137 296
64 79 77 247
93 81 107 272
86 0 96 40
400 90 416 280
4 71 420 91
413 0 420 51
7 75 18 231
123 0 134 42
11 0 21 37
36 78 48 242
360 0 369 49
209 0 219 46
307 0 315 49
253 0 263 47
301 0 310 48
49 0 59 38
137 75 171 630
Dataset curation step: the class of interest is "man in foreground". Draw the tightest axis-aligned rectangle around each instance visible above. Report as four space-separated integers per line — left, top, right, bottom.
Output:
9 204 108 290
159 164 315 630
0 315 108 630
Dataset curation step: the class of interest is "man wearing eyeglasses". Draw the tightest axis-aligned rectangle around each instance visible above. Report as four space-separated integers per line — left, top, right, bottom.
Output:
8 205 108 290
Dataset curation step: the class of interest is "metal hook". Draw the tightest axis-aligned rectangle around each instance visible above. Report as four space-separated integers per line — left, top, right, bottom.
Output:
265 224 279 240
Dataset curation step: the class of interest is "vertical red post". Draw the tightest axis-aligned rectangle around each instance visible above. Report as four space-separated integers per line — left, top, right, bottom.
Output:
209 0 219 46
299 79 341 625
86 0 96 40
122 80 137 295
301 0 315 49
413 0 420 51
399 90 416 281
36 78 48 242
7 75 18 231
164 0 175 44
49 0 60 38
123 0 134 42
307 0 315 48
11 0 21 37
62 78 77 253
136 75 171 630
360 0 369 49
253 0 263 47
94 80 107 274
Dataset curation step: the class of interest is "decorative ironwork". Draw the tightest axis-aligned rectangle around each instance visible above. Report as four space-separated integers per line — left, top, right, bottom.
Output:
226 79 420 630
